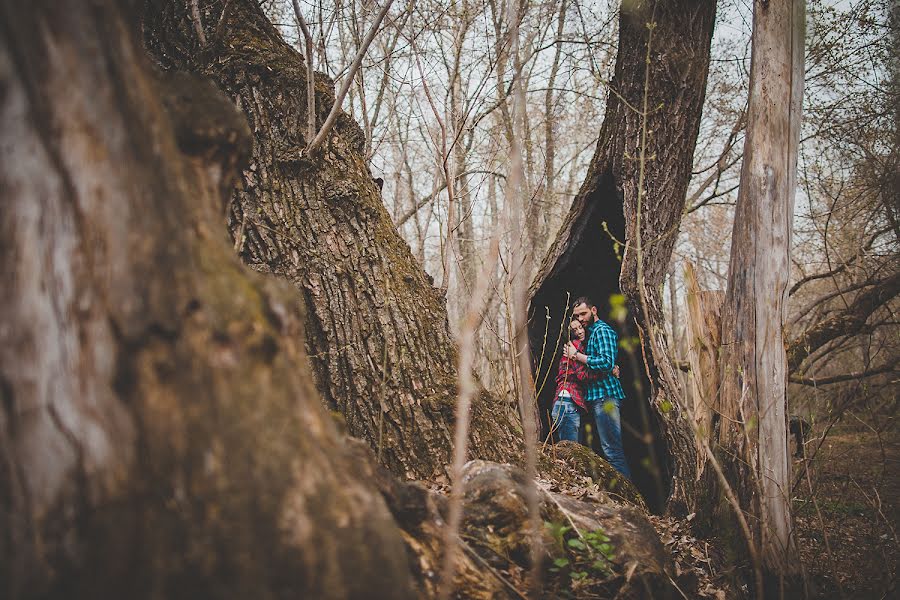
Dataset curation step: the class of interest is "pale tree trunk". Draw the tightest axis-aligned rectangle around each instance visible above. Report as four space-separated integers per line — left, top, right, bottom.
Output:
142 0 523 480
684 262 724 481
0 1 413 597
532 0 569 278
529 0 717 514
449 3 477 301
715 0 805 590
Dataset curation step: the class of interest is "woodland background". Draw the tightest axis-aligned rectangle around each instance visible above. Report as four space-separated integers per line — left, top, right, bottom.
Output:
0 0 897 598
264 0 896 411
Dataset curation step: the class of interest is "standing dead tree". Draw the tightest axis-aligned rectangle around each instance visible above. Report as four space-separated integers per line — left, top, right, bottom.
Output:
710 0 806 592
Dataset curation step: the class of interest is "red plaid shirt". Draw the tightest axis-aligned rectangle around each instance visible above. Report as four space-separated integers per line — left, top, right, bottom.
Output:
554 338 596 410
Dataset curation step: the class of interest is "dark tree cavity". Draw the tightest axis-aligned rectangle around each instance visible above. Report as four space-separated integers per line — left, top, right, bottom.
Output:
529 0 717 514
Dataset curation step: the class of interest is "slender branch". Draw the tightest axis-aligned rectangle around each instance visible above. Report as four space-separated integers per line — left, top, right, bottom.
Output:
788 226 892 296
291 0 316 142
190 0 208 46
787 270 900 370
214 0 234 43
394 169 506 228
305 0 396 156
438 198 504 600
789 364 896 386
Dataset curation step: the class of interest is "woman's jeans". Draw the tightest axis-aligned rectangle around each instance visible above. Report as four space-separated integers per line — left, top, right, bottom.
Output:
592 397 631 479
550 397 580 442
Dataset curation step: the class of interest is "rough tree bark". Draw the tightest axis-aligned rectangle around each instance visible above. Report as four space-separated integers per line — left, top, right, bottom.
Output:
141 0 523 481
0 1 414 597
529 0 716 514
714 0 805 588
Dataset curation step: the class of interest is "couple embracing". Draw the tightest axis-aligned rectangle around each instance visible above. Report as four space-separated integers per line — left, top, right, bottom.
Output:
550 296 631 479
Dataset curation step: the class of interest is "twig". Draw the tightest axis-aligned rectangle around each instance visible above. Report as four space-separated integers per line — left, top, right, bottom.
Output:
291 0 316 142
305 0 396 157
438 192 504 600
190 0 208 46
458 538 531 600
789 364 895 386
214 0 234 42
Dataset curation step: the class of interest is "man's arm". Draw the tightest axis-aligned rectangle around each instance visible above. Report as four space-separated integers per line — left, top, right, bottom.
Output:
565 326 616 373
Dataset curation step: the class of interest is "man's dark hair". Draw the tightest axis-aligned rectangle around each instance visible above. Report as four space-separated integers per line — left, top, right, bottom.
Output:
573 296 594 309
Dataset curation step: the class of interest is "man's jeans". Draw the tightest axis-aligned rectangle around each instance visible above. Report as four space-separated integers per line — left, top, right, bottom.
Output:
591 397 631 479
550 397 580 442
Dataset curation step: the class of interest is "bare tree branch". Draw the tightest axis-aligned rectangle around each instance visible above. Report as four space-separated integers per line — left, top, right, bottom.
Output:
190 0 208 46
788 226 893 296
789 364 897 386
291 0 316 143
787 270 900 370
305 0 396 157
393 169 506 228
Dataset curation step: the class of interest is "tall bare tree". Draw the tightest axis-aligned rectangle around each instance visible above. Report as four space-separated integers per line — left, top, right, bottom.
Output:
713 0 805 590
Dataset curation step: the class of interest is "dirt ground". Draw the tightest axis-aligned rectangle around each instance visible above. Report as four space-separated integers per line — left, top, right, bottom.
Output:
793 423 899 599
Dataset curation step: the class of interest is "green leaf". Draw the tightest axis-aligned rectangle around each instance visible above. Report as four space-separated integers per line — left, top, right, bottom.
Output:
567 538 586 550
553 557 570 568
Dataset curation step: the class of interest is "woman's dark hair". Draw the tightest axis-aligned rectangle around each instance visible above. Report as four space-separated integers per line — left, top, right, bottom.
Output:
568 318 581 342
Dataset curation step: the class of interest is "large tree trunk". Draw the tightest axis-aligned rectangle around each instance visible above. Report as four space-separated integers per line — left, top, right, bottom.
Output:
0 1 414 597
529 0 716 514
714 0 805 589
141 0 523 480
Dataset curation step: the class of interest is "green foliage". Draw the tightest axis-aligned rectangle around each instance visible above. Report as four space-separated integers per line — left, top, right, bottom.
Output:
544 520 571 550
545 521 617 591
608 293 628 322
618 335 640 353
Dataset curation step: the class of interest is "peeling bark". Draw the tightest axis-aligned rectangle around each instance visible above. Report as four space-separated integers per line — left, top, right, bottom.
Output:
714 0 805 587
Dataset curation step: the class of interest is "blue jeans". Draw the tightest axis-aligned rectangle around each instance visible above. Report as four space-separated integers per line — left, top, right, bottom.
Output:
592 397 631 479
551 397 581 442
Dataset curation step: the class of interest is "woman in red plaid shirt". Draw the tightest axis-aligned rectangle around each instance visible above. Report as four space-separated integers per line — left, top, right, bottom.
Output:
550 319 596 442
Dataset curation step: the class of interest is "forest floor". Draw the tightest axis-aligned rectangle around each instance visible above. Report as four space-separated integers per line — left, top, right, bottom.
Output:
793 422 898 599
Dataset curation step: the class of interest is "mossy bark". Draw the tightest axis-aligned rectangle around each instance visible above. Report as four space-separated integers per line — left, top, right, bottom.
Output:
0 2 412 597
141 0 523 481
529 0 717 514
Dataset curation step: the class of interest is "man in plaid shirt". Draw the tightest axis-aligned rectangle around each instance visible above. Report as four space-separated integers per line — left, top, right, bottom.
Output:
564 296 632 479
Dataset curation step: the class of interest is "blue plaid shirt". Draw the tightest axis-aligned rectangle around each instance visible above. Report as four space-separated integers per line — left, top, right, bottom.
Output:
583 320 625 401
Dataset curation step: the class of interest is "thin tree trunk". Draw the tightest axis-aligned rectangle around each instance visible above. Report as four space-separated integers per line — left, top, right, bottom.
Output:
715 0 805 589
142 0 523 480
0 1 413 597
534 0 568 275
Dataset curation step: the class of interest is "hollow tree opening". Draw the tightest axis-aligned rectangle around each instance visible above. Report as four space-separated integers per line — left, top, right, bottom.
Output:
528 174 667 513
528 0 716 516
